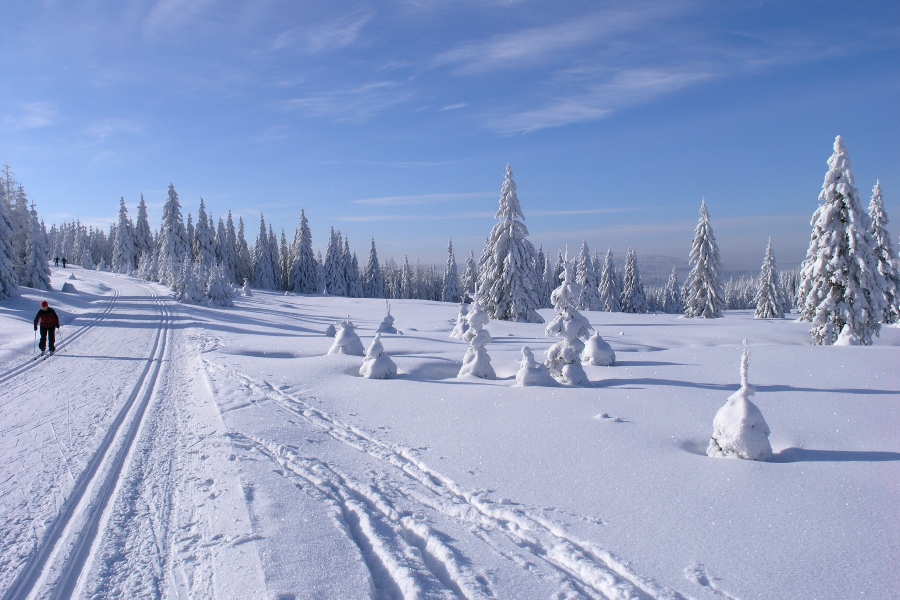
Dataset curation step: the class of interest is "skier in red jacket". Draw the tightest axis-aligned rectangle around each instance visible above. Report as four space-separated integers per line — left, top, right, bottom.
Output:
34 300 61 356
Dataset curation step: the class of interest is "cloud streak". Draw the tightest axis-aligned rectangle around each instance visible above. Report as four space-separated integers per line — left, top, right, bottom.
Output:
352 192 493 206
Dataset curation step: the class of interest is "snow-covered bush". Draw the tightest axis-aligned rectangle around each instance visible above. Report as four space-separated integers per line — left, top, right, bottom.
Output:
707 341 772 461
329 318 365 356
515 346 556 387
359 333 397 379
545 254 592 385
176 261 206 304
241 278 252 297
582 332 615 366
834 324 860 346
377 302 397 334
449 302 469 339
207 266 234 307
80 247 94 270
325 323 337 337
458 299 495 378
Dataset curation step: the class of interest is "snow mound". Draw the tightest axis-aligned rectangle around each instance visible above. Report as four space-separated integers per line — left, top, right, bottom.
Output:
449 303 469 339
377 303 397 334
582 332 615 366
360 333 397 379
329 319 365 356
707 341 772 461
61 282 77 293
834 324 860 346
325 324 337 337
67 273 77 280
241 279 252 297
515 346 557 387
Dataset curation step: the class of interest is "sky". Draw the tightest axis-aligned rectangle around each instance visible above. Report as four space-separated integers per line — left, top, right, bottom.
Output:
1 0 898 270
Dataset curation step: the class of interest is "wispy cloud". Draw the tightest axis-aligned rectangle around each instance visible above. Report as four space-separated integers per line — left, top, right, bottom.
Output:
352 192 493 206
355 160 460 169
336 211 494 222
439 103 468 111
280 81 412 122
272 11 372 54
84 118 144 141
2 102 58 131
142 0 218 37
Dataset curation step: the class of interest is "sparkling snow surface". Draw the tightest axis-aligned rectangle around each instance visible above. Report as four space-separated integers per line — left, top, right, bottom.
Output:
1 266 898 599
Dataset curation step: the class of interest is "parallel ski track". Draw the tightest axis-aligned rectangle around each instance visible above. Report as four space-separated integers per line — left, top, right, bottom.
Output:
0 280 120 391
205 362 682 600
1 286 172 600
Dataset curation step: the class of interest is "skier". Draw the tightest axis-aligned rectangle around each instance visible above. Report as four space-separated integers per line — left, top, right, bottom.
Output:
33 301 61 356
54 256 60 267
62 257 67 268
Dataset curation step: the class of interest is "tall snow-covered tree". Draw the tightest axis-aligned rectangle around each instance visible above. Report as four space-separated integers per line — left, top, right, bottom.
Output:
289 209 319 294
158 184 190 286
0 196 18 299
134 194 154 264
868 180 900 324
621 248 648 313
399 256 412 299
343 238 363 298
798 135 885 344
477 165 543 323
252 214 278 290
442 238 460 303
23 206 52 290
363 238 384 298
193 198 216 267
268 225 282 290
112 197 136 274
575 241 601 311
235 217 252 286
755 239 784 319
185 213 195 260
280 229 290 291
684 199 726 318
462 251 478 301
663 267 683 314
599 248 621 312
322 228 347 296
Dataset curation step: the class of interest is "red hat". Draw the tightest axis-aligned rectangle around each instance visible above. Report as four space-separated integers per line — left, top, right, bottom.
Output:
41 301 49 308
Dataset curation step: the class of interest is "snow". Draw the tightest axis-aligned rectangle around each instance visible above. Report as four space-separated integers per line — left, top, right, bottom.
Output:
329 318 365 356
360 333 397 379
1 266 899 599
515 346 557 387
583 331 616 366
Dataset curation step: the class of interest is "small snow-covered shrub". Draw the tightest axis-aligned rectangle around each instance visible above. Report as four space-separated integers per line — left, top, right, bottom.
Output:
458 299 495 379
241 278 252 297
329 318 365 356
582 332 615 366
545 254 591 385
834 324 860 346
377 302 397 334
360 333 397 379
707 341 772 461
449 302 469 339
515 346 556 387
325 324 337 337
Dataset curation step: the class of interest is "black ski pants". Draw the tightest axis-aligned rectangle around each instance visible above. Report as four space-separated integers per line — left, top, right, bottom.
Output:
39 326 56 352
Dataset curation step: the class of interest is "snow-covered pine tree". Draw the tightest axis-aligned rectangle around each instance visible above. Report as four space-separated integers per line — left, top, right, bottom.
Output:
206 265 235 307
193 198 216 268
476 165 543 323
868 181 900 324
288 210 318 294
442 238 460 303
399 256 412 299
134 194 154 266
798 136 886 345
251 215 277 290
0 196 18 299
461 251 477 301
363 238 384 298
112 197 136 274
545 253 592 385
268 225 282 291
575 241 601 311
159 184 190 286
234 217 252 286
323 228 347 296
755 239 784 319
343 238 363 298
185 213 195 260
684 199 726 318
279 229 290 291
663 267 683 314
23 206 52 290
223 211 239 282
540 254 554 308
621 248 648 313
598 248 621 312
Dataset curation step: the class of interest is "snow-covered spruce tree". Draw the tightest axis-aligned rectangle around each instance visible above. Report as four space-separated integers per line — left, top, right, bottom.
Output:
134 194 154 266
289 210 319 294
684 199 726 318
251 215 277 290
185 213 195 261
360 333 397 379
576 241 601 311
663 267 683 314
23 208 52 290
363 238 384 299
620 248 648 313
442 238 460 303
540 254 554 308
323 228 347 296
399 256 412 299
176 260 206 304
328 318 365 356
599 248 621 312
0 195 19 299
235 217 253 287
280 230 290 291
868 181 900 324
268 225 283 291
545 254 592 385
461 251 477 301
159 185 190 286
193 198 216 268
798 136 886 345
707 341 772 461
344 239 363 298
80 246 95 270
458 297 495 379
206 265 235 307
137 249 159 281
224 211 239 282
477 165 543 323
112 197 136 274
755 239 784 319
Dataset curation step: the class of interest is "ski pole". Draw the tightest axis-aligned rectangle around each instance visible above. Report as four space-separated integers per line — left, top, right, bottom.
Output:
34 329 37 354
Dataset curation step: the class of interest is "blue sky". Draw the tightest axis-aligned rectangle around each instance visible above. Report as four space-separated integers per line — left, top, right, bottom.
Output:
2 0 898 270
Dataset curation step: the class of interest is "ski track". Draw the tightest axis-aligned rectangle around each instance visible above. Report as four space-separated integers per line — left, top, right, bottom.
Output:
205 361 685 600
1 282 172 600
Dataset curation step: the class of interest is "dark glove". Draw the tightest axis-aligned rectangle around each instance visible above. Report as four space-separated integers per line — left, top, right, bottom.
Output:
34 327 37 331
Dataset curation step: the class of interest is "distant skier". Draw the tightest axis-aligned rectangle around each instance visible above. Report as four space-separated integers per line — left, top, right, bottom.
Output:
54 256 60 267
62 257 67 268
34 301 61 356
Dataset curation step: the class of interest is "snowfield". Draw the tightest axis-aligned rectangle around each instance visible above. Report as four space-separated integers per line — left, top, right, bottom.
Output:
1 266 899 599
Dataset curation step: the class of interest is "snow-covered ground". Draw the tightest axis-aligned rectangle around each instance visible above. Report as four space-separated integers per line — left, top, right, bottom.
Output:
1 266 898 599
